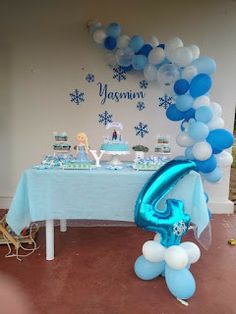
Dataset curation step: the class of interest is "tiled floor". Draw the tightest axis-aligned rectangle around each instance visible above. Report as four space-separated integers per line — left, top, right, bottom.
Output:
0 214 236 314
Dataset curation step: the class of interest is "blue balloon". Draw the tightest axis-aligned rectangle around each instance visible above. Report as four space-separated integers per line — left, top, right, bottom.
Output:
166 105 185 121
137 44 153 57
157 43 165 49
192 56 216 75
195 106 213 123
189 73 212 98
106 22 121 38
165 265 196 300
104 36 117 50
204 167 222 183
129 35 144 53
121 65 133 72
132 55 147 70
188 121 209 141
195 155 217 173
174 79 190 95
175 95 194 112
135 160 196 247
134 255 165 280
183 108 196 121
185 147 194 159
206 129 234 153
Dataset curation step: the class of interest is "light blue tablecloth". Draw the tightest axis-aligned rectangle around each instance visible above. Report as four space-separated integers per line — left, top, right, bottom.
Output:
6 166 153 234
6 165 209 238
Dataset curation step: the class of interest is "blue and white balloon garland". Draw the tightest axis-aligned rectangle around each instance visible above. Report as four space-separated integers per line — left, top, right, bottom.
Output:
88 21 234 183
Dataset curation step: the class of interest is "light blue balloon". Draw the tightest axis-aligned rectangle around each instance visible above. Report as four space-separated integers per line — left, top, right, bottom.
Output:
192 56 216 75
165 265 196 300
106 23 121 38
129 35 144 53
175 95 194 112
195 106 213 123
204 167 222 183
132 55 147 70
188 121 209 141
185 147 194 160
134 255 165 280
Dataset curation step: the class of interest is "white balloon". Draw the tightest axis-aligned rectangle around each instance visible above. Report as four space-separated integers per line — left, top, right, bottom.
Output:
192 141 212 160
153 233 161 243
104 52 117 67
142 240 166 263
215 151 233 167
193 95 210 109
182 65 198 81
93 29 107 44
207 116 224 130
164 245 189 270
209 102 222 117
165 37 183 60
188 45 200 60
144 63 157 81
148 47 165 65
171 47 193 67
148 35 159 47
117 34 130 49
180 242 201 264
176 132 195 147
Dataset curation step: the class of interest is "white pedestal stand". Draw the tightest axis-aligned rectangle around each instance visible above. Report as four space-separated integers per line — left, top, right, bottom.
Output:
104 151 130 166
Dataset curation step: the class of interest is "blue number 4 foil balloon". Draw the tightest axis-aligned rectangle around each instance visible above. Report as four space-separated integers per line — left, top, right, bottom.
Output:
134 160 196 247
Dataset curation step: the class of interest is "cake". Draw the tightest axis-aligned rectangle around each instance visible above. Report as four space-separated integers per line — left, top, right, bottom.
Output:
53 132 71 152
100 122 129 152
155 135 171 154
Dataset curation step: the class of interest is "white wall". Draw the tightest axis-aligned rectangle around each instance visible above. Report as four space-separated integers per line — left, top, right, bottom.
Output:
0 0 235 212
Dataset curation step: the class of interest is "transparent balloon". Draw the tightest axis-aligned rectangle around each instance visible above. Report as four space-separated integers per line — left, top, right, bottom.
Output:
157 63 180 87
115 47 134 67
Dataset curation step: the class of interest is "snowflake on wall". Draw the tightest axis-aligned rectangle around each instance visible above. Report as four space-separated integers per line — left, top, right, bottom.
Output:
136 101 145 111
134 122 149 138
69 89 85 105
85 73 95 83
172 220 187 236
112 66 126 82
158 94 174 110
98 110 113 126
139 80 148 89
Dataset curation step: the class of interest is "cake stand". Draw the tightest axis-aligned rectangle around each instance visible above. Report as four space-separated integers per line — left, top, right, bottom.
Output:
104 151 130 166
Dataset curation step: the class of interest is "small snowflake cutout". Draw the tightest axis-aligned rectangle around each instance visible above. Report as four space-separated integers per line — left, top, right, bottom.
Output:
139 80 148 89
136 101 145 111
112 66 126 82
172 220 187 236
158 94 174 110
85 73 95 83
98 111 113 126
134 122 149 138
69 89 85 105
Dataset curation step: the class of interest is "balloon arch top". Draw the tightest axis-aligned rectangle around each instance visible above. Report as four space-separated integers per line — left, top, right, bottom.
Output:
88 21 234 184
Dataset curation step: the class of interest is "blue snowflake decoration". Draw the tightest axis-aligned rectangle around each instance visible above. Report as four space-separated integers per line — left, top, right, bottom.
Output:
98 110 113 126
139 80 148 89
158 94 174 110
134 122 149 138
112 66 126 82
136 101 145 111
85 73 95 83
69 89 85 105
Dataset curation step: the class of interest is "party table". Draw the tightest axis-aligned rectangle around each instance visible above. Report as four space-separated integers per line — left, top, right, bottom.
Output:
6 165 154 260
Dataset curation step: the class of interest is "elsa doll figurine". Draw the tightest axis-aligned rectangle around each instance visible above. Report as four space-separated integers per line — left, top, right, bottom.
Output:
74 132 90 162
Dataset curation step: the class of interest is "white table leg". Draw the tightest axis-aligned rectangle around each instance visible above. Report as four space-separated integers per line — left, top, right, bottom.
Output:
46 219 54 261
60 219 67 232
